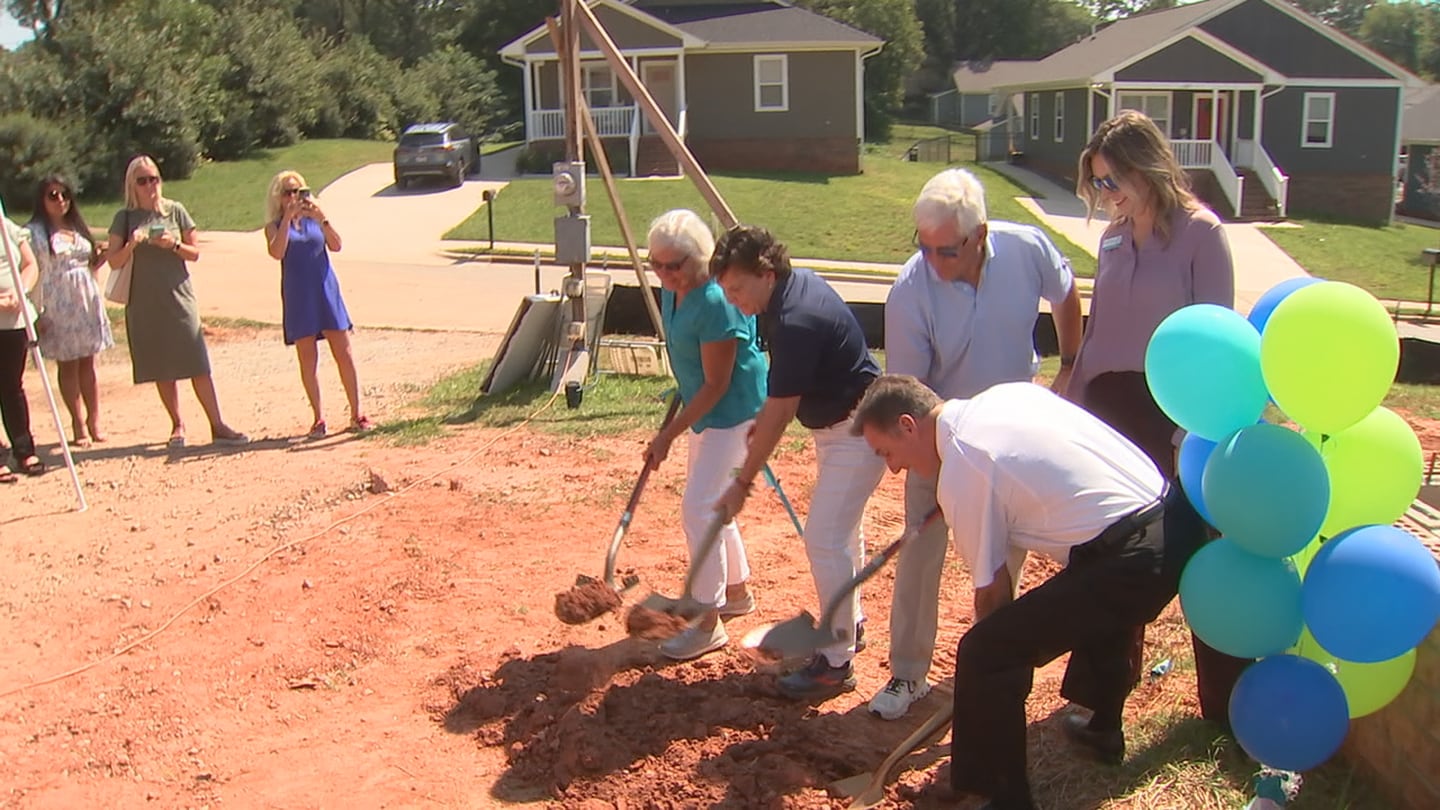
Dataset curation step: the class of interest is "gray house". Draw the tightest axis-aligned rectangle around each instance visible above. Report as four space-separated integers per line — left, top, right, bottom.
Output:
955 0 1422 224
499 0 883 176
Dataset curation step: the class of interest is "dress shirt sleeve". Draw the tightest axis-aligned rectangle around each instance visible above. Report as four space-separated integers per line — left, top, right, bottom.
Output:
883 271 932 380
938 441 1010 590
1032 228 1075 304
1190 214 1234 309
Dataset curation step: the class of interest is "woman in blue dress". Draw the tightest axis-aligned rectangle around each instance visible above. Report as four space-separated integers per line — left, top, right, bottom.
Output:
643 209 768 661
264 171 371 439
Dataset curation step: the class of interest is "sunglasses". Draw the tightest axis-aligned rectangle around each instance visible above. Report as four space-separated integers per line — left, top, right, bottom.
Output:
1089 175 1121 192
282 187 311 197
648 257 687 273
45 188 71 202
912 230 965 260
136 175 161 186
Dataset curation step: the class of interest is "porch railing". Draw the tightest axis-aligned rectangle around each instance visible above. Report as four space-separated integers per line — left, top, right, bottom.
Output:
528 106 638 140
1235 138 1289 219
1171 139 1243 218
1170 139 1213 169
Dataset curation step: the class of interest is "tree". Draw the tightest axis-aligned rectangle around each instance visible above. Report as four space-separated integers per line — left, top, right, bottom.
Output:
1292 0 1375 37
952 0 1095 60
796 0 925 139
1087 0 1177 21
1359 1 1424 74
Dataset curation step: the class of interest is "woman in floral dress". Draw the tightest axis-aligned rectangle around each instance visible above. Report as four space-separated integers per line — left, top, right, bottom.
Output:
26 174 114 446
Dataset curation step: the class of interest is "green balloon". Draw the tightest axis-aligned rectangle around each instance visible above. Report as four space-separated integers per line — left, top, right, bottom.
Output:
1290 535 1322 578
1261 282 1399 435
1294 627 1417 718
1315 407 1423 538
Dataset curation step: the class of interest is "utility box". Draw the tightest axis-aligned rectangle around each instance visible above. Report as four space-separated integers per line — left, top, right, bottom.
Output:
554 214 591 265
553 161 586 208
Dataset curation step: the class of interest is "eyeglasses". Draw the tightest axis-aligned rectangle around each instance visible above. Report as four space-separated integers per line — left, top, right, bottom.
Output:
45 189 70 202
912 230 965 259
648 257 687 273
1089 174 1120 192
136 176 161 186
281 188 308 197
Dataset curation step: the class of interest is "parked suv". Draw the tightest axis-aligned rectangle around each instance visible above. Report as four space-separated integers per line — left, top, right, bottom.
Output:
393 123 477 189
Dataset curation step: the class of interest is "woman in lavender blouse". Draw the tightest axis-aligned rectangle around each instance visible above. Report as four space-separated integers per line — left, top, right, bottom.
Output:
1065 109 1247 734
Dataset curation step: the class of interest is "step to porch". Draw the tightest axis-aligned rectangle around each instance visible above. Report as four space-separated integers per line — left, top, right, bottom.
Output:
1190 168 1281 222
635 136 680 178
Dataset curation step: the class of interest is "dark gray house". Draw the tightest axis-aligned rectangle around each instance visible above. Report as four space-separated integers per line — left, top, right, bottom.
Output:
499 0 883 176
954 0 1422 225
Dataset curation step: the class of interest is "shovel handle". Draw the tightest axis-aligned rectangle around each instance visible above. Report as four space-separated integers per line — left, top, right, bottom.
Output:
815 509 943 639
604 393 685 585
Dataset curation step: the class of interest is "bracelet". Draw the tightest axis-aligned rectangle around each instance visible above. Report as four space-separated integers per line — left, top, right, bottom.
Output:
1059 355 1076 368
172 242 184 254
320 220 330 227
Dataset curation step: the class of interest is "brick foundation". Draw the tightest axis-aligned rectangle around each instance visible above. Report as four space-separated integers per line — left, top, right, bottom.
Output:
687 137 860 175
1285 172 1393 225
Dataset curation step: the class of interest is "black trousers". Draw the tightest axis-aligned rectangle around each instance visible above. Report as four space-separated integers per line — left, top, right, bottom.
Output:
949 493 1185 805
1081 371 1250 727
0 328 34 463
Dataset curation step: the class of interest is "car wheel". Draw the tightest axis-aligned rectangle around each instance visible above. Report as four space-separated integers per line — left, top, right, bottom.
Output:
451 166 464 187
395 175 407 190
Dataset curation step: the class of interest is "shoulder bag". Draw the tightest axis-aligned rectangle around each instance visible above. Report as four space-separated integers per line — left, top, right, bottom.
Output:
103 210 132 305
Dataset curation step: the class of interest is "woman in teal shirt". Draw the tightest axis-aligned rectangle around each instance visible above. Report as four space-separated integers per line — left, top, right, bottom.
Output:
644 209 767 661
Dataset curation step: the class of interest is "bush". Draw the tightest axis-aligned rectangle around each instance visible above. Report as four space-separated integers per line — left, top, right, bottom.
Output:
308 37 402 140
0 113 75 215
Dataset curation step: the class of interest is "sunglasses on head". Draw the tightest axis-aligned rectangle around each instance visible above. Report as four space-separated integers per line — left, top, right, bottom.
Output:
1089 175 1120 192
648 257 687 273
912 230 965 260
45 188 70 202
136 175 161 186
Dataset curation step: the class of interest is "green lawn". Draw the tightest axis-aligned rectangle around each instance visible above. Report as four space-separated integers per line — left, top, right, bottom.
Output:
447 126 1098 278
1261 218 1440 304
75 139 396 233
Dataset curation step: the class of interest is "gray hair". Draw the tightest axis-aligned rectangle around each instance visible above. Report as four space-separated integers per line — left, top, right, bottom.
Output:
912 168 988 236
647 209 715 281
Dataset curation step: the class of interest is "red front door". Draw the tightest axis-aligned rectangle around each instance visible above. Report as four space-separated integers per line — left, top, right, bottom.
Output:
1195 95 1230 154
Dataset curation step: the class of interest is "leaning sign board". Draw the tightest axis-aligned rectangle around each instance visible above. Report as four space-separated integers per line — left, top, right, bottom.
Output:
481 294 564 396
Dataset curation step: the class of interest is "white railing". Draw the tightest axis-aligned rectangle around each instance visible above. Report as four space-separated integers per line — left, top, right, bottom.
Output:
1170 139 1214 169
1235 138 1289 218
528 106 638 140
1208 147 1245 217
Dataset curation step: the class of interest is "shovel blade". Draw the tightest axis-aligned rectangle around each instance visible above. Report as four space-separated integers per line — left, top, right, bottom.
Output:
749 611 832 658
828 771 874 799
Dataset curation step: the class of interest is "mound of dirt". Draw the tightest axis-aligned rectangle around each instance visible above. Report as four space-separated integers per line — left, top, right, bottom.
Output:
623 605 691 639
555 581 623 624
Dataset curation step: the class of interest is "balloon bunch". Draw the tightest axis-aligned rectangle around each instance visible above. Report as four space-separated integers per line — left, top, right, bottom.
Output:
1145 278 1440 773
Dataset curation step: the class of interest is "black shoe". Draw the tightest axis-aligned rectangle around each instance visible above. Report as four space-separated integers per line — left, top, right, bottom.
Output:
1061 713 1125 764
777 654 856 700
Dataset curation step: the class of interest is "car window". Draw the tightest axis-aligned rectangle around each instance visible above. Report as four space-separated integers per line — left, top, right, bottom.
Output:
400 132 446 148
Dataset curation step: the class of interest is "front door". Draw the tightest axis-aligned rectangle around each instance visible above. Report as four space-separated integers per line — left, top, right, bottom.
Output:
641 61 678 135
1194 94 1230 156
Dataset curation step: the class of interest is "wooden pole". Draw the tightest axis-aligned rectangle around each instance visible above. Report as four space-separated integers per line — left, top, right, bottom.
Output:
572 0 738 229
554 0 588 394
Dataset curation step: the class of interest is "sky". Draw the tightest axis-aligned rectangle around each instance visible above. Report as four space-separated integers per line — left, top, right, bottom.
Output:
1 10 32 51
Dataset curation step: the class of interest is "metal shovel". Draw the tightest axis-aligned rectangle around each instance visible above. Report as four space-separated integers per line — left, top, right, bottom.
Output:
741 510 942 659
637 508 730 620
831 703 954 809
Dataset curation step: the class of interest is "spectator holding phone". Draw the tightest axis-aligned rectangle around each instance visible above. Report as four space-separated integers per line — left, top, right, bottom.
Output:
26 174 115 447
264 170 369 439
107 155 248 448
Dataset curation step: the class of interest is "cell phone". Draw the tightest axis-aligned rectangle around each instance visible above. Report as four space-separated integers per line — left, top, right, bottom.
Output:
298 189 312 201
149 221 167 238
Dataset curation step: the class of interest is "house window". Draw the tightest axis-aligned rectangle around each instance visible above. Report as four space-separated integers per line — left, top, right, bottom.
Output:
1029 94 1040 140
581 63 618 109
1054 92 1065 142
754 55 788 112
1117 92 1172 137
1302 92 1335 148
988 93 999 118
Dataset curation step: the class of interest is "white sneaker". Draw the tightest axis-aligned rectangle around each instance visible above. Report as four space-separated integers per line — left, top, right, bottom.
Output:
659 621 728 661
868 677 931 720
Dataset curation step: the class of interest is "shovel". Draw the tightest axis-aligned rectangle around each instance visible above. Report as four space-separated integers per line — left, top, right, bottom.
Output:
830 703 954 809
741 509 942 659
637 508 730 620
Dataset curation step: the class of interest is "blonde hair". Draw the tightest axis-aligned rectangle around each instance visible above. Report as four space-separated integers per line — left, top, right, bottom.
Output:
647 209 716 283
913 168 988 236
123 155 171 214
1077 110 1198 242
266 170 309 223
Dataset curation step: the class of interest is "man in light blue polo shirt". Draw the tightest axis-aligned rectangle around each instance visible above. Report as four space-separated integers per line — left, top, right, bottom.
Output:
868 167 1083 720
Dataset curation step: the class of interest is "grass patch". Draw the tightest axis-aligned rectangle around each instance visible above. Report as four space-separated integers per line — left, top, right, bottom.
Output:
448 130 1096 277
482 141 523 156
69 139 396 234
1261 217 1440 303
1385 381 1440 420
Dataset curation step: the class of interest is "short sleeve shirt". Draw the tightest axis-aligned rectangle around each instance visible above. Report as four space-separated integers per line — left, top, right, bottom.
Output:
662 279 768 432
885 221 1074 398
760 268 879 429
0 217 36 330
935 382 1165 588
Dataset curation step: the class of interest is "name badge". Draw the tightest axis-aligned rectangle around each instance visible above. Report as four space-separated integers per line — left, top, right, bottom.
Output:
1101 235 1124 252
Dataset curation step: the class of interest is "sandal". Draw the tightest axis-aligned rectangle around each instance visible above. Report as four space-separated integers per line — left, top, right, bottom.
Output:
18 456 45 476
350 416 376 432
0 467 16 484
307 420 328 440
212 432 251 447
167 434 186 449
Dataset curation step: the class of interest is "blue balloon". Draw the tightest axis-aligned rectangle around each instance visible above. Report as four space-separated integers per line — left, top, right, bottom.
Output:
1303 525 1440 663
1178 432 1218 525
1202 424 1331 558
1180 539 1304 658
1145 304 1269 441
1230 654 1350 772
1248 277 1324 335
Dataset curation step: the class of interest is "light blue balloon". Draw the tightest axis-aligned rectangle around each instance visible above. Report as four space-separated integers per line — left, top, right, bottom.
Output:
1178 432 1218 525
1145 304 1269 441
1303 525 1440 663
1202 424 1330 558
1248 277 1324 335
1180 539 1304 658
1230 654 1349 772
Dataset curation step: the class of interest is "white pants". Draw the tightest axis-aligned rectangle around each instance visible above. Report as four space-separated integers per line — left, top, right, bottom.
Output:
807 417 887 667
890 470 949 682
682 420 754 608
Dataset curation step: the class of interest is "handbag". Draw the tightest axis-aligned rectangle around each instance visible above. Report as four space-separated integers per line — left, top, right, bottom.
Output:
104 210 132 305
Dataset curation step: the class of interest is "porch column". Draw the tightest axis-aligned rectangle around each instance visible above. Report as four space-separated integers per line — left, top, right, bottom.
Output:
678 49 688 136
1212 88 1220 142
523 58 535 139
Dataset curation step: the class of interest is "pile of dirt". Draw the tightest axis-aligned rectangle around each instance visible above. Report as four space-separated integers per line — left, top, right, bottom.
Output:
555 581 623 624
623 605 691 639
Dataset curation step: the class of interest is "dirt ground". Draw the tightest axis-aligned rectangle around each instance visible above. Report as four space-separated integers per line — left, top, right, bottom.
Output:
2 324 1436 810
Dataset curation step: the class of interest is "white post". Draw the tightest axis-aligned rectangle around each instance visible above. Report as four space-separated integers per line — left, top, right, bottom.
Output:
0 205 86 511
523 57 535 140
